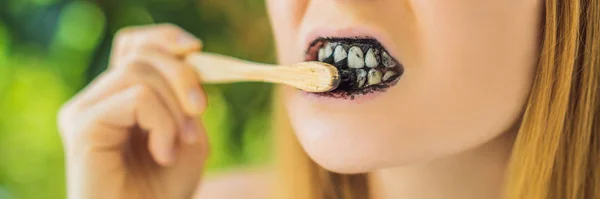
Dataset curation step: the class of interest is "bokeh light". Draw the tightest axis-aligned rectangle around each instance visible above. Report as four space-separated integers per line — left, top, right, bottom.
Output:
53 1 106 51
108 3 154 33
0 21 10 94
0 0 275 198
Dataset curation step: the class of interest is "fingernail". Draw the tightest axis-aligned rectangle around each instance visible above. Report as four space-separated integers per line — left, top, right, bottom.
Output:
179 33 199 46
159 147 175 166
188 89 204 113
166 148 176 165
183 118 199 144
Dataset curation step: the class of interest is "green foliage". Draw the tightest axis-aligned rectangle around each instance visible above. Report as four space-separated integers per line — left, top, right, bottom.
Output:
0 22 9 94
53 1 106 51
0 0 275 198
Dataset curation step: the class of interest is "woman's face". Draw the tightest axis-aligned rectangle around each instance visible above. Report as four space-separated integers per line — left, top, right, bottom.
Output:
267 0 542 173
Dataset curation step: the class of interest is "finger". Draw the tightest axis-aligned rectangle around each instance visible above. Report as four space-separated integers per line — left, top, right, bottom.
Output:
162 119 209 185
134 85 178 166
123 50 206 117
94 85 177 165
180 116 201 145
85 85 177 167
124 58 201 144
59 69 134 150
71 51 203 143
113 24 202 59
74 51 205 117
71 68 131 108
184 118 209 159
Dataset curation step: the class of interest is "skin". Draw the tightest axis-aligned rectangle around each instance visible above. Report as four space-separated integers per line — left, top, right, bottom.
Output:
58 0 543 199
271 0 542 173
59 24 208 199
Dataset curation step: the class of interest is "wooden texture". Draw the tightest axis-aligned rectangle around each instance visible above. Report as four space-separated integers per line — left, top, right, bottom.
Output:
185 52 340 92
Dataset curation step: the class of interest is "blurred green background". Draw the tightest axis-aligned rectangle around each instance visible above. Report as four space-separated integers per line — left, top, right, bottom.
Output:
0 0 275 198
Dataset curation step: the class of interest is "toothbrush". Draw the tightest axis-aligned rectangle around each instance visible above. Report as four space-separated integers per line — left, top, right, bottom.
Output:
185 52 340 93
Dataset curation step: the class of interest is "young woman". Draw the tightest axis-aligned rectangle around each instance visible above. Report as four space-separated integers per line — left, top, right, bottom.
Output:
57 0 600 198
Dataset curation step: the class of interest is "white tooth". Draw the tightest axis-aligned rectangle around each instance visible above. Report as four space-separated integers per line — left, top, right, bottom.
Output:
324 44 333 59
365 48 380 68
382 51 397 68
318 48 326 62
324 45 333 59
348 46 365 69
382 71 398 82
368 69 383 85
333 45 347 63
356 69 367 88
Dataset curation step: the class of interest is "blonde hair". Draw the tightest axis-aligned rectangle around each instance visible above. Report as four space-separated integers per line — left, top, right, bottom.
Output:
274 0 600 198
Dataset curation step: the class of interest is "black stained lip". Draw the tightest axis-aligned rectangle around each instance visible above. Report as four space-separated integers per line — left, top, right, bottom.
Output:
304 37 404 100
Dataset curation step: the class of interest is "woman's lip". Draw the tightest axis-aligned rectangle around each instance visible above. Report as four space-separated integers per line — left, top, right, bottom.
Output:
300 27 404 101
298 89 386 105
300 26 400 59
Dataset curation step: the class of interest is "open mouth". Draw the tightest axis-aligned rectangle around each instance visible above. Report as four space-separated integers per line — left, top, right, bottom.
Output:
305 37 404 99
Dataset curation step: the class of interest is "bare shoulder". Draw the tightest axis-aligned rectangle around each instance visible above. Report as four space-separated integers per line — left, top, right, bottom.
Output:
193 167 273 199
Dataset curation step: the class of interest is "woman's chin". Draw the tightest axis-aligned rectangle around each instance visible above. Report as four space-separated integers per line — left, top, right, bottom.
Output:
287 117 412 174
296 133 388 174
283 89 414 173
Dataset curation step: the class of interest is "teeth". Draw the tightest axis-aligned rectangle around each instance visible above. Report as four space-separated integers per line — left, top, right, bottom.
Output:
318 48 326 62
382 71 398 82
333 45 347 63
365 48 380 68
318 44 334 62
323 45 333 59
328 42 338 49
348 46 365 69
382 51 397 68
314 40 402 90
356 69 367 88
368 69 382 85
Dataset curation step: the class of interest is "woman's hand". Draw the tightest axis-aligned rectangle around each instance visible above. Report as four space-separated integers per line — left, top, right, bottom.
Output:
58 24 209 199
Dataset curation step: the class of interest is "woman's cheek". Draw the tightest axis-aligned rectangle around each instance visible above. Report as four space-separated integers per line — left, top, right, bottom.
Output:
266 0 308 64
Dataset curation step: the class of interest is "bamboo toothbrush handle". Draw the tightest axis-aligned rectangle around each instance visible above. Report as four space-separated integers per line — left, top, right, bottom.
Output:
184 52 340 93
